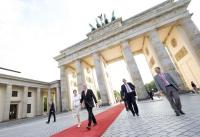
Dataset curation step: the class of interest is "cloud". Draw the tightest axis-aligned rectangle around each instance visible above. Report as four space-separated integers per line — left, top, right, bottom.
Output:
0 0 200 85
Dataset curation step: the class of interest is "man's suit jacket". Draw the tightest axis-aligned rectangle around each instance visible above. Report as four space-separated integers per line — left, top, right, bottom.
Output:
121 82 136 100
80 89 97 108
154 72 178 93
49 103 55 113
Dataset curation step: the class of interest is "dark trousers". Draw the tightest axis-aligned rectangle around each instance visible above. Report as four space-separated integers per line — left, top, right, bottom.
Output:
127 93 139 115
149 93 154 100
165 85 182 114
123 100 129 111
47 112 56 123
86 107 97 126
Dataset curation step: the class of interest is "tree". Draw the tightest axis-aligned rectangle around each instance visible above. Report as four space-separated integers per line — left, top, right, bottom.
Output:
144 81 158 93
97 90 101 100
114 90 121 102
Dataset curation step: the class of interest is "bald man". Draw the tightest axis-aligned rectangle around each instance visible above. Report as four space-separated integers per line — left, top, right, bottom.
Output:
80 84 98 130
121 79 139 116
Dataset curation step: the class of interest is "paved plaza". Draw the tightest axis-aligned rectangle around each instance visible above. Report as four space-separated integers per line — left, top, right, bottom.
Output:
0 106 110 137
103 94 200 137
0 94 200 137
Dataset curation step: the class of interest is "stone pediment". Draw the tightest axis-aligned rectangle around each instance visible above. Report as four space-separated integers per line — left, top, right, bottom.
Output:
86 18 122 40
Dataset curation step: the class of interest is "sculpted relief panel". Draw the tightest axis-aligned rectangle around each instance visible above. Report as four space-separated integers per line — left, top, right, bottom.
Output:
175 47 188 61
171 38 177 48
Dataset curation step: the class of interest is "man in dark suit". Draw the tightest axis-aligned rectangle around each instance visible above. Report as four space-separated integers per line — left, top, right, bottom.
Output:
154 67 185 116
46 100 56 124
121 79 139 116
80 84 98 130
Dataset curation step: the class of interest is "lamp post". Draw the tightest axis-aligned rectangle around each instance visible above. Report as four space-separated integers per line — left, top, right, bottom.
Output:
0 67 21 73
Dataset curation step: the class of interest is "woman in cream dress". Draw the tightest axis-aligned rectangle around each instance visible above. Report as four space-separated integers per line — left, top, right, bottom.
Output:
72 89 81 127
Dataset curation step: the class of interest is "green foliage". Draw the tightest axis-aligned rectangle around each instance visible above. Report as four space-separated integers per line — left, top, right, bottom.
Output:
114 90 121 101
144 81 157 92
97 90 101 100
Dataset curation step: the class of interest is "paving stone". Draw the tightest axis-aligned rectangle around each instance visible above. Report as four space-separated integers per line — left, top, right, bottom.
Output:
0 106 110 137
0 94 200 137
103 95 200 137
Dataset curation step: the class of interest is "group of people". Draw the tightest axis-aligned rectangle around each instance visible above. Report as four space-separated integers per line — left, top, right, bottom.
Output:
121 67 186 117
46 84 98 130
46 66 191 130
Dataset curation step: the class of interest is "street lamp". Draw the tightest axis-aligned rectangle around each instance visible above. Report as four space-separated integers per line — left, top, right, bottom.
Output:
0 67 21 73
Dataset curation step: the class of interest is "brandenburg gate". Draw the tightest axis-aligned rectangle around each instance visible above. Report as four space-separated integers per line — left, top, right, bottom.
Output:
55 0 200 111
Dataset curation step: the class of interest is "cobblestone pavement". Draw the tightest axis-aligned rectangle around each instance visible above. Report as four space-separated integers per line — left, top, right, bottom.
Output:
0 106 110 137
0 94 199 137
103 94 200 137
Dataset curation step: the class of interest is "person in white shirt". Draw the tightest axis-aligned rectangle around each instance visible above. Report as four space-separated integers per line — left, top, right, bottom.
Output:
72 89 81 127
121 79 139 117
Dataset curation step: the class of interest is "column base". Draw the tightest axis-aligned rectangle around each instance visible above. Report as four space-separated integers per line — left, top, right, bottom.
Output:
137 96 149 101
100 103 110 106
179 89 193 94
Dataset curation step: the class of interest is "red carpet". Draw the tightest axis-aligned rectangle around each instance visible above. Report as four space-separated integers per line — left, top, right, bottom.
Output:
51 104 124 137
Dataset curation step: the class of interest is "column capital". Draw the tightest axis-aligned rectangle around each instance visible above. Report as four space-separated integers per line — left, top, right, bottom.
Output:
92 52 101 58
6 84 12 87
147 28 159 37
120 40 130 48
178 14 193 23
121 41 128 47
24 86 29 90
75 58 82 63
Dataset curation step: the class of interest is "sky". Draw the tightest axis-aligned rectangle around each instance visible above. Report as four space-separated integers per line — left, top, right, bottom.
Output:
0 0 199 91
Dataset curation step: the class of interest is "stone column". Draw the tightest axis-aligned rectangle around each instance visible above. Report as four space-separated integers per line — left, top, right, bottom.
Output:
75 59 86 92
121 41 148 100
56 86 61 112
93 53 114 105
22 86 28 118
104 65 116 104
36 88 42 115
47 88 51 112
148 29 186 89
3 84 12 121
60 66 72 111
178 17 200 67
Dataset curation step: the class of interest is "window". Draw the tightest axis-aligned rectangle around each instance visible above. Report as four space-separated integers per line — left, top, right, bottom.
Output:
44 97 47 112
12 91 18 97
171 38 177 48
28 92 32 97
27 104 31 113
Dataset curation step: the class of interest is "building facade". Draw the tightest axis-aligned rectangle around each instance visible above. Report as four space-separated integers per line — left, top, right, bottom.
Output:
55 0 200 111
0 74 61 122
1 0 199 122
